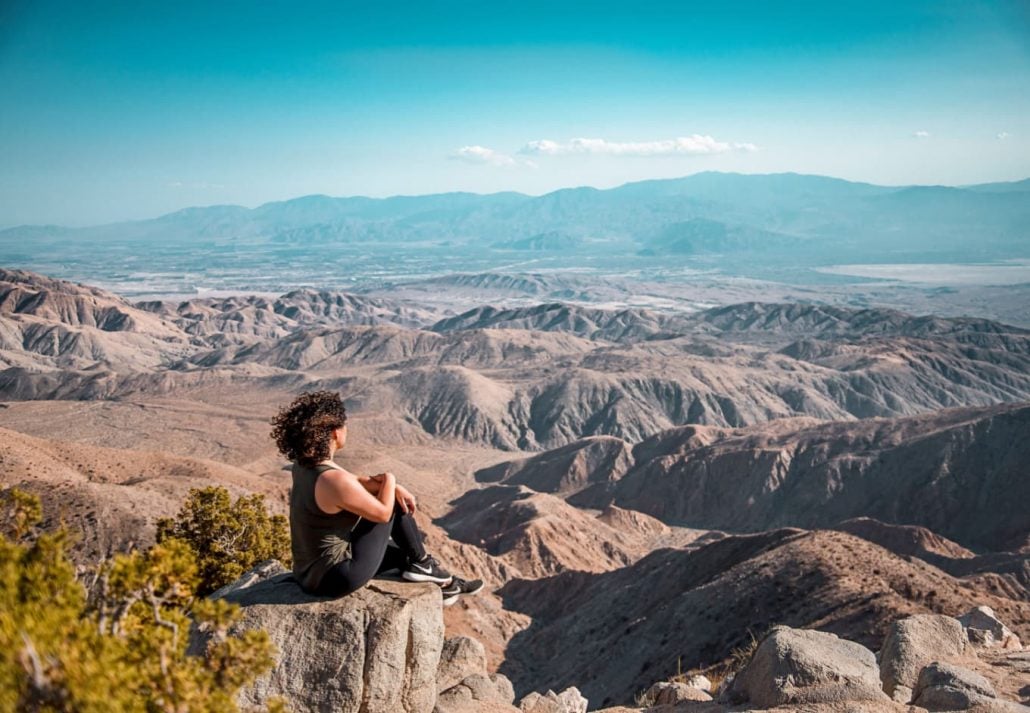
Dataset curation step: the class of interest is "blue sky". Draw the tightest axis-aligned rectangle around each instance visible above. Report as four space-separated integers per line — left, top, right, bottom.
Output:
1 0 1029 226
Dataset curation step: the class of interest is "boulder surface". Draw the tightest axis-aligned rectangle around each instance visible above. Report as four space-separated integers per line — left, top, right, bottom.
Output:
193 561 444 713
726 625 889 707
879 614 973 703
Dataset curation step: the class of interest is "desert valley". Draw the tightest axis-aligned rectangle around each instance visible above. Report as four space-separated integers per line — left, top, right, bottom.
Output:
2 224 1029 709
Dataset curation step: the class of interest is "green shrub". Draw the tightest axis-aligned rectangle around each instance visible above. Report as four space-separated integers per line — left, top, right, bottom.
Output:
0 487 277 712
157 487 290 596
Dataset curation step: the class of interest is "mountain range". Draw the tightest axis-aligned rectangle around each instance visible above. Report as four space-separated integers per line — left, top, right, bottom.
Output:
4 172 1029 264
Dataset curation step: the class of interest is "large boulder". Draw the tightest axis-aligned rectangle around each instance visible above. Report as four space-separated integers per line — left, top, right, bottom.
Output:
437 636 489 693
959 606 1023 651
434 635 518 713
912 661 1030 712
435 673 519 713
879 614 973 703
725 625 889 707
191 561 445 713
912 662 996 710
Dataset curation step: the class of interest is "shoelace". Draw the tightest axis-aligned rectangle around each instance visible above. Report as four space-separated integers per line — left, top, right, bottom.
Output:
416 556 439 571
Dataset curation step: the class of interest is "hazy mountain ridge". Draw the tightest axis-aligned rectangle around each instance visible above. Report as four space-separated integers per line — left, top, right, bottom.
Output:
5 172 1029 261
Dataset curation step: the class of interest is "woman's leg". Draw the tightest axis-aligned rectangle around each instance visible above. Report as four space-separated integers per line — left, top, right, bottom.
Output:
389 503 427 564
315 504 433 596
315 516 393 597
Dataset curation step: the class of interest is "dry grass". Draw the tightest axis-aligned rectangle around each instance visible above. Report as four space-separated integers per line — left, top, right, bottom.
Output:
667 624 776 698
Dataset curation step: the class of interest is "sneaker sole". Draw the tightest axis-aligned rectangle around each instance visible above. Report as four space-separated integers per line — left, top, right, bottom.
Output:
402 571 453 584
443 594 459 607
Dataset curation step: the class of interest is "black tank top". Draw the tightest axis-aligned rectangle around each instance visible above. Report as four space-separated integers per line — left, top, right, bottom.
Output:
289 462 362 592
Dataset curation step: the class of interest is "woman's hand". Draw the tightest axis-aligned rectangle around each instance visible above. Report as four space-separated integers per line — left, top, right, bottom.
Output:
395 483 417 514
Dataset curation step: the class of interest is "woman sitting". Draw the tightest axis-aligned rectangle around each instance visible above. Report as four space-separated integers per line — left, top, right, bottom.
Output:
271 390 482 604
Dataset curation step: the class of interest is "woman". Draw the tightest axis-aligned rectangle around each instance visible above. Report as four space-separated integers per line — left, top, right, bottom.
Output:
271 390 482 604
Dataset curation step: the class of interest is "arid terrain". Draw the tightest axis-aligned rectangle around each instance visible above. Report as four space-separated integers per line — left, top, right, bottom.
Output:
1 266 1028 707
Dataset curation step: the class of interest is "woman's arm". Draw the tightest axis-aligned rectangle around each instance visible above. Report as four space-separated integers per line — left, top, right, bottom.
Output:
356 473 386 495
316 470 396 523
357 473 416 513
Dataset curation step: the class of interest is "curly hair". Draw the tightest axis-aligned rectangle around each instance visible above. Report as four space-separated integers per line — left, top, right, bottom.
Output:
271 390 348 466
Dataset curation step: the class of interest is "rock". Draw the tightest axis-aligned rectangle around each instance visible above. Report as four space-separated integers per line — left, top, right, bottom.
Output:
191 561 444 713
912 662 996 710
519 686 589 713
879 614 973 702
433 633 518 713
682 674 712 692
438 636 488 693
491 673 516 704
644 681 713 704
959 606 1023 651
208 559 286 598
726 625 889 707
435 673 520 713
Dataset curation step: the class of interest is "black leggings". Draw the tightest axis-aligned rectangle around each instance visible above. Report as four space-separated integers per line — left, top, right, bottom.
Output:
314 502 428 597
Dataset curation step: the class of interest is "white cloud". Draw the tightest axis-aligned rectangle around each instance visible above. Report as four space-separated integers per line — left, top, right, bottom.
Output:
997 131 1011 140
451 145 527 168
913 130 930 139
167 181 226 189
519 134 758 157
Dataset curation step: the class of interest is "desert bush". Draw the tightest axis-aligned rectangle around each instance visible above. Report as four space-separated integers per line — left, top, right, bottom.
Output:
157 486 290 596
0 487 278 712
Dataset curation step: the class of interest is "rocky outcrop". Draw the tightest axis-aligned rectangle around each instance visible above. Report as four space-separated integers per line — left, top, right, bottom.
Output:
518 686 588 713
960 605 1023 651
724 625 889 707
497 527 1030 707
434 635 519 713
193 561 445 713
436 636 489 694
911 662 1003 711
878 614 974 703
605 613 1029 713
434 673 518 713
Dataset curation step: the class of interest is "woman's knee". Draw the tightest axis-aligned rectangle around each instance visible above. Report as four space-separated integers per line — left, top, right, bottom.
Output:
317 565 373 597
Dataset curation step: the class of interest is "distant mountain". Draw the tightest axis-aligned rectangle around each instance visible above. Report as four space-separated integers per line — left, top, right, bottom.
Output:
491 231 584 251
475 402 1030 552
642 217 802 255
430 302 691 342
4 172 1028 261
963 177 1030 193
544 403 1030 552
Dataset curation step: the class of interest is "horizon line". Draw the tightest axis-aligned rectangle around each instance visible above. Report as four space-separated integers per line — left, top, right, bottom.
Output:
3 169 1029 232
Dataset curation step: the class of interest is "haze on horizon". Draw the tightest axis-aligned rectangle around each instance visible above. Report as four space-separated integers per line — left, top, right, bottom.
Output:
1 0 1029 227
